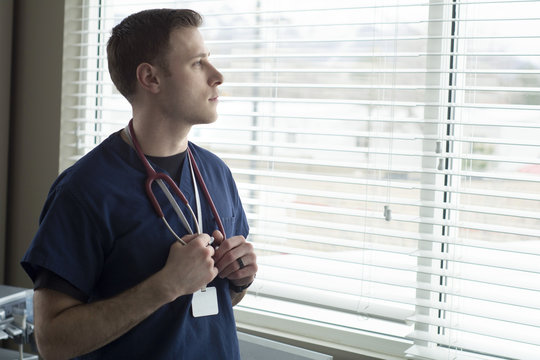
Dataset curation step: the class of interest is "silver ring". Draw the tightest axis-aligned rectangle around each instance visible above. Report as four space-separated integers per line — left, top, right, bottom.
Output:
237 257 245 269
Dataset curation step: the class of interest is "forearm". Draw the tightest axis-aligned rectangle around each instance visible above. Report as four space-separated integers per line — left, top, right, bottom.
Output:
35 270 174 360
230 289 246 306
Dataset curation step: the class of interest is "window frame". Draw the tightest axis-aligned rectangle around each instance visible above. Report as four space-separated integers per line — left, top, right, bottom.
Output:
60 1 540 359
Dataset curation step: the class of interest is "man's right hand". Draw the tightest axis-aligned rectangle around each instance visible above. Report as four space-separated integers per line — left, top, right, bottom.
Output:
157 233 218 301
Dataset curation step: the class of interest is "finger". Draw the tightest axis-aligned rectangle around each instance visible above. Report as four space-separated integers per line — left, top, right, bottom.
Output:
218 252 256 279
183 236 216 263
188 233 213 247
180 233 199 245
211 229 224 247
214 244 244 271
215 240 254 271
213 235 245 262
237 257 246 270
230 256 258 282
199 234 217 251
222 263 256 281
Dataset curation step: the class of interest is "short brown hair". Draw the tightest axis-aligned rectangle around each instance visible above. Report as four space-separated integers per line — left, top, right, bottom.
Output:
107 9 202 101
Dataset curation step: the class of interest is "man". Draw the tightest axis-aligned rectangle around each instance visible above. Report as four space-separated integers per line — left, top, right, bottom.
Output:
21 9 257 359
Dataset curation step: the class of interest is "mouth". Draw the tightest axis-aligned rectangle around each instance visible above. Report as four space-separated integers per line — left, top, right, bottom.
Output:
209 96 219 102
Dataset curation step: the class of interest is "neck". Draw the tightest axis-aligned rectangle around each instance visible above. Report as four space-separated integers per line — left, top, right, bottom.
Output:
127 113 191 157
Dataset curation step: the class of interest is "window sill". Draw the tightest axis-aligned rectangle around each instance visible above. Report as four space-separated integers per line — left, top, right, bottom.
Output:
234 294 412 360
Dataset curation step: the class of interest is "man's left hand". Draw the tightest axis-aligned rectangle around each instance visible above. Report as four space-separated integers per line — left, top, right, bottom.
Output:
211 230 257 289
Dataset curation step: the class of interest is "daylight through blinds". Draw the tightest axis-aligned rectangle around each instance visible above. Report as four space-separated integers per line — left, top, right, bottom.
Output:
61 1 540 358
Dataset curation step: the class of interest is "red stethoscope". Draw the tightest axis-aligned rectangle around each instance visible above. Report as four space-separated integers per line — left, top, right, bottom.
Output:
125 119 226 244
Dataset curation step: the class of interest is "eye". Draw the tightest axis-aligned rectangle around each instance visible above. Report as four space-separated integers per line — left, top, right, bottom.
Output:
193 59 203 67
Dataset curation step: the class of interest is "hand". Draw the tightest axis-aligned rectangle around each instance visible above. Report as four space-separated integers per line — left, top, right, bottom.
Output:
212 230 258 288
159 234 218 300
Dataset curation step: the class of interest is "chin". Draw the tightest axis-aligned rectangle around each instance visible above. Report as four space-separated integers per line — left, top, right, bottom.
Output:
207 113 219 123
194 116 218 126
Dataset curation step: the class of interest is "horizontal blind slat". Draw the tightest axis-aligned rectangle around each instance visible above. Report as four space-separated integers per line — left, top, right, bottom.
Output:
407 330 540 360
408 314 540 346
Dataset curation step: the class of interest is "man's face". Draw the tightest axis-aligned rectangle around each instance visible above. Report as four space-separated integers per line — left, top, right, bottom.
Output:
156 27 223 126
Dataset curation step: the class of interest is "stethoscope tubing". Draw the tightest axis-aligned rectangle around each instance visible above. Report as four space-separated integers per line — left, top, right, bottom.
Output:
186 147 226 239
126 120 226 243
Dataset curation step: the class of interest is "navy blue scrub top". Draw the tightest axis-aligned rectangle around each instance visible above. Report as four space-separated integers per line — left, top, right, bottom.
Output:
21 131 249 359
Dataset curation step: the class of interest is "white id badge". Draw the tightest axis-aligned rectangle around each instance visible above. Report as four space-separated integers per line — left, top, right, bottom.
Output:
192 287 219 317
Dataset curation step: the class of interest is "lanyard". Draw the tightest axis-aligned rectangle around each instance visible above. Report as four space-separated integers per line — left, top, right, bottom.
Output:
125 120 226 242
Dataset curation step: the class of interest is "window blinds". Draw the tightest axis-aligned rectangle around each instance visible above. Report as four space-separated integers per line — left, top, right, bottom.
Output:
61 0 540 359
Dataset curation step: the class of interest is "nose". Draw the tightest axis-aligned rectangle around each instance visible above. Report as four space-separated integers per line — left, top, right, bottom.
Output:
208 64 223 87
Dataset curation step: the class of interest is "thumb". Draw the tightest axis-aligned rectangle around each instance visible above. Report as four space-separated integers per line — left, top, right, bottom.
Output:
212 229 224 247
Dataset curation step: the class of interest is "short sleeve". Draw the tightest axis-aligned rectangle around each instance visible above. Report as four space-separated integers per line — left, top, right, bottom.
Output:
21 185 107 296
34 267 89 302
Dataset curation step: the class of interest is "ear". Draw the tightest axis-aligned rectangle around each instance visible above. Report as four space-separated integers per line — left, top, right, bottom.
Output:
135 63 160 94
